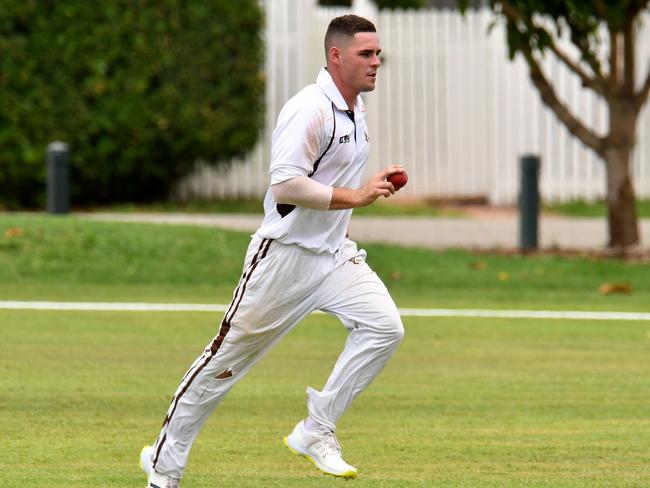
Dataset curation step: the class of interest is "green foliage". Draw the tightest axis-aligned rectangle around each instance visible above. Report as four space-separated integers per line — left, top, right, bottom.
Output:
0 0 264 208
473 0 649 62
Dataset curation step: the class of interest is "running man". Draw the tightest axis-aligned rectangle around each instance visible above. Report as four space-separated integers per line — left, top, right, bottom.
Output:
140 14 405 487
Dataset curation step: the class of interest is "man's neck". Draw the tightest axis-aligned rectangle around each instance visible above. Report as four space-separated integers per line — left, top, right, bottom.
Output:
343 94 356 112
326 67 357 111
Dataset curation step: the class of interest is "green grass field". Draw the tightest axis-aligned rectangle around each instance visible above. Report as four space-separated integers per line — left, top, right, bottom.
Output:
81 198 459 217
545 199 650 218
84 197 650 218
1 214 649 311
1 214 650 487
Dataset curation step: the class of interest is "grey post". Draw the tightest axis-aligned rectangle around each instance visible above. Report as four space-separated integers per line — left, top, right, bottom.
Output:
519 154 540 250
47 141 70 214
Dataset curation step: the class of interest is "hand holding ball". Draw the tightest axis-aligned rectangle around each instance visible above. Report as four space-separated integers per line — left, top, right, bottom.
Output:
388 171 408 191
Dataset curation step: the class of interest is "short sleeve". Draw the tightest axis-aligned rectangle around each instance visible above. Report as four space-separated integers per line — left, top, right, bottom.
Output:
269 96 328 185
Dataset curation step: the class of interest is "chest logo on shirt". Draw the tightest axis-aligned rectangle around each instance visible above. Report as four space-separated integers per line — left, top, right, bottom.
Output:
339 134 351 144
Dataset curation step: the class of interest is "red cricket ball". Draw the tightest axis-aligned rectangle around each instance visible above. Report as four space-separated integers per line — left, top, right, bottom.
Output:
388 171 408 190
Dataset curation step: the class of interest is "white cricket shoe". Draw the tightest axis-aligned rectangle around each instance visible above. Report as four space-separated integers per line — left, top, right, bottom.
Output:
284 421 358 478
139 445 181 488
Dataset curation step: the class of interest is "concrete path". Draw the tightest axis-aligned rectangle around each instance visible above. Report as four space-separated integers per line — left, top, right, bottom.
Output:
79 211 650 251
351 215 650 251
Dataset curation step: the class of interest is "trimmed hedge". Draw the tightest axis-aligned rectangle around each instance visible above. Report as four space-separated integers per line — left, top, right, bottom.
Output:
0 0 264 208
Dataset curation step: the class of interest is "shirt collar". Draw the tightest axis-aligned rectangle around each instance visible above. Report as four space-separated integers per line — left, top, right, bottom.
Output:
317 67 363 113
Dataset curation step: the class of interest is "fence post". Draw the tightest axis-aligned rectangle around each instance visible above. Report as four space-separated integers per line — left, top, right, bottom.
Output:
47 141 70 214
519 154 540 250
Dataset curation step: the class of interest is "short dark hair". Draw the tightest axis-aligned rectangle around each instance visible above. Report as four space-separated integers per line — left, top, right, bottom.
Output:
324 15 376 58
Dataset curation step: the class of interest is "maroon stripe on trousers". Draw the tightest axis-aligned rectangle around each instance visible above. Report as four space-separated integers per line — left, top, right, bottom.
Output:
210 238 271 354
171 237 268 390
161 238 268 425
222 238 271 326
152 238 272 469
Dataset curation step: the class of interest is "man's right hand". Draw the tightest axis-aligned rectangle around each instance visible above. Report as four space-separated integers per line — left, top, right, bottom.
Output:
329 165 406 210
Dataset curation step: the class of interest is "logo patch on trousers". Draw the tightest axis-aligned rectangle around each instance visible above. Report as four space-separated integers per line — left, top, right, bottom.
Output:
215 369 234 379
339 134 351 144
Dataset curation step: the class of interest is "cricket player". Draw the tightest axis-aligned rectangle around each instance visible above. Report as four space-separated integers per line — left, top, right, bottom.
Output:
140 14 405 487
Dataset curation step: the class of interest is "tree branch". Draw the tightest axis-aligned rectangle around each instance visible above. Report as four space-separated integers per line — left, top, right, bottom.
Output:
520 45 605 157
499 0 607 95
570 29 607 81
546 40 607 96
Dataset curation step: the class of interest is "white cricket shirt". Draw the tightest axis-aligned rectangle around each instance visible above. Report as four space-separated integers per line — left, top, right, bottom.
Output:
256 68 371 254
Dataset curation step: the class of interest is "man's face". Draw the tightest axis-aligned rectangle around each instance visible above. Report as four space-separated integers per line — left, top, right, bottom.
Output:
337 32 381 93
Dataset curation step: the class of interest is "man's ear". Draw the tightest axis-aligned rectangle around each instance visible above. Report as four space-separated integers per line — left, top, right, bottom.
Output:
328 46 342 65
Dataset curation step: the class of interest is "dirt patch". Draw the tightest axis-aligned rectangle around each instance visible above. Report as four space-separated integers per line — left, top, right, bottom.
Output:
390 195 518 218
470 245 650 263
454 205 518 219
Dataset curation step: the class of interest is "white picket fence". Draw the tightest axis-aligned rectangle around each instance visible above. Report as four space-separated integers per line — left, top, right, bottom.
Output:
176 0 650 204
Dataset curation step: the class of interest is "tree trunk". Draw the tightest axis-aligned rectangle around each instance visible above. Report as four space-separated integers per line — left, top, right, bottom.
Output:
603 95 640 250
604 146 639 249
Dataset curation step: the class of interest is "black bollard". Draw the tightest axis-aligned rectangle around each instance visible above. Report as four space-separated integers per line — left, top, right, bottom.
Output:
519 154 540 250
47 141 70 214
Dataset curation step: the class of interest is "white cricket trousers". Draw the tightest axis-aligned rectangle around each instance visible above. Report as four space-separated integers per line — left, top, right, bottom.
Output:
151 234 404 478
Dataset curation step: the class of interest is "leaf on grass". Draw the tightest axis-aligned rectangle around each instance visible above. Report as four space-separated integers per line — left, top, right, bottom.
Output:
498 271 509 281
4 227 24 239
470 260 488 270
598 283 632 295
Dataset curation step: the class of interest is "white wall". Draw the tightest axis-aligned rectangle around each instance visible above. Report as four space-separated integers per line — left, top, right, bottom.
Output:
176 0 650 205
